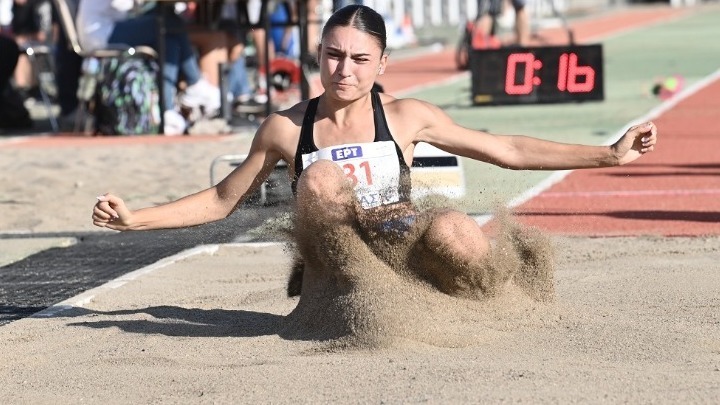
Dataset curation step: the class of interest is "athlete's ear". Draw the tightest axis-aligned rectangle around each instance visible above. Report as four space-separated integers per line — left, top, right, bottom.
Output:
378 53 388 75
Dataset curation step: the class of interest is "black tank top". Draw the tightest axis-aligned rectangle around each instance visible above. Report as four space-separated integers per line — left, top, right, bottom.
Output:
291 91 412 203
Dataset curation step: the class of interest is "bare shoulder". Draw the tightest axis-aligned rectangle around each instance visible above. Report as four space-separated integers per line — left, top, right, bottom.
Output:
258 100 308 135
379 93 449 121
252 100 311 162
377 93 453 144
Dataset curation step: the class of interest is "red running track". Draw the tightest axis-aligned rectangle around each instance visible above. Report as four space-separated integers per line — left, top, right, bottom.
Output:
513 76 720 237
379 6 720 237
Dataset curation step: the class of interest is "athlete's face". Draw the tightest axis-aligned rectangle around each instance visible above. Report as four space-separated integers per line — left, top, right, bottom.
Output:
318 26 387 101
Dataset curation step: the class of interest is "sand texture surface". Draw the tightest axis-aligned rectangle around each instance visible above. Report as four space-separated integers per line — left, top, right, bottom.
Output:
1 126 719 403
0 237 718 403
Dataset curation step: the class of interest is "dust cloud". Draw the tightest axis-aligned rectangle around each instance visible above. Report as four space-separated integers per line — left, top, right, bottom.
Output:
280 201 557 349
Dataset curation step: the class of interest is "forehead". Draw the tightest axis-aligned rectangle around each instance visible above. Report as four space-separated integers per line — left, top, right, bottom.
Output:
321 25 383 54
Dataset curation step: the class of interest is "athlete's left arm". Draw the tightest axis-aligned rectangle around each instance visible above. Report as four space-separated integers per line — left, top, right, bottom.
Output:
405 99 657 170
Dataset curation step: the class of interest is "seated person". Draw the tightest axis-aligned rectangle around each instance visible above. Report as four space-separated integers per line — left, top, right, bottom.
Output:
179 1 226 88
0 34 18 95
220 2 267 105
10 0 53 99
227 42 267 106
474 0 530 47
185 1 266 106
51 0 82 124
0 33 32 129
76 0 221 135
269 1 299 58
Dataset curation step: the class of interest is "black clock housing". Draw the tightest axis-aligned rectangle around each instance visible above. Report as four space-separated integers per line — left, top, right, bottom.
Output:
470 44 604 105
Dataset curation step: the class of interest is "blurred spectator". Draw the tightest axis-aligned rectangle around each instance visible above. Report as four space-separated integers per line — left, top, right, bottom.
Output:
305 0 321 62
184 1 265 106
0 0 12 32
221 4 266 106
219 0 272 103
10 0 53 98
51 0 82 123
0 34 19 94
474 0 530 47
269 1 298 58
76 0 221 135
181 1 227 87
0 33 32 129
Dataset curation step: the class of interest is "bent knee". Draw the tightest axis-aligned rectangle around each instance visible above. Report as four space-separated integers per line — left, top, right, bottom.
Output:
295 161 357 224
424 210 490 255
296 160 348 202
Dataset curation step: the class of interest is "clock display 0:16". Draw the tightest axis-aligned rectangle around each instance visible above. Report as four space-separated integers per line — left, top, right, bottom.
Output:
470 44 604 105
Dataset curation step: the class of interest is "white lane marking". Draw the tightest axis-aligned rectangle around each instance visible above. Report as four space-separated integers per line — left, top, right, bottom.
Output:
536 189 720 198
473 67 720 226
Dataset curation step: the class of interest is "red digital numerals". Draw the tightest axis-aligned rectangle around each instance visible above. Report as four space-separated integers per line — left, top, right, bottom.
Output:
505 53 541 95
557 52 595 93
505 52 596 95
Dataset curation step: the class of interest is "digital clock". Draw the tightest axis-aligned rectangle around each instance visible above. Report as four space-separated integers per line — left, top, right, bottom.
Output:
469 44 604 105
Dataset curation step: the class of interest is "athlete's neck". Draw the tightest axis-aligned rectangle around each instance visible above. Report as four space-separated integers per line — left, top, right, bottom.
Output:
317 92 373 128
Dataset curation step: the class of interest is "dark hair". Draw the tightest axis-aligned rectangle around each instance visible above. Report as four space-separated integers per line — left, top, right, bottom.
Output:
321 5 387 52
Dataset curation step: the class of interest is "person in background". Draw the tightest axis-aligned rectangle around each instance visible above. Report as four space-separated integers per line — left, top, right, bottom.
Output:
226 35 267 106
474 0 530 47
0 0 15 93
51 0 82 127
269 1 298 58
0 33 19 95
0 0 13 32
185 1 266 107
76 0 221 135
10 0 52 99
0 33 32 129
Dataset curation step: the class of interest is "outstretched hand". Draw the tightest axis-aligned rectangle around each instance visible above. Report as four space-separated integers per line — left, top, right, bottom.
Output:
612 121 658 165
92 193 133 230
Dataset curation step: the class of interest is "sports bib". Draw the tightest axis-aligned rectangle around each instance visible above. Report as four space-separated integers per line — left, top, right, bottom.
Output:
302 141 401 209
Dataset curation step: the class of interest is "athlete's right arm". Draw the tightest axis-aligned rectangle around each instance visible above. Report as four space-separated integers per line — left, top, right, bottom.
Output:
92 114 291 231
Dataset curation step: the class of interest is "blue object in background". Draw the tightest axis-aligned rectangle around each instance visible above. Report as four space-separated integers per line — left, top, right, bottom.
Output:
270 2 298 57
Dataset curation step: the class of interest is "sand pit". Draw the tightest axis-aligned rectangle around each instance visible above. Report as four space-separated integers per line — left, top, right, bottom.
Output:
1 131 718 402
0 236 718 403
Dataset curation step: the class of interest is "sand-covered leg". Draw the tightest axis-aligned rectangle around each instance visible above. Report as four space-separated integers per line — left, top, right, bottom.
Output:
284 161 451 345
405 209 517 298
282 160 376 340
290 160 362 286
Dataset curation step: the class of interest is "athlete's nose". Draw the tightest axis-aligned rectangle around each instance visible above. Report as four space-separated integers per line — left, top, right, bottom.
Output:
337 57 352 78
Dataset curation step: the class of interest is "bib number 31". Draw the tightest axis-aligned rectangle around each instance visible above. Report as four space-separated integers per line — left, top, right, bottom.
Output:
343 161 373 186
